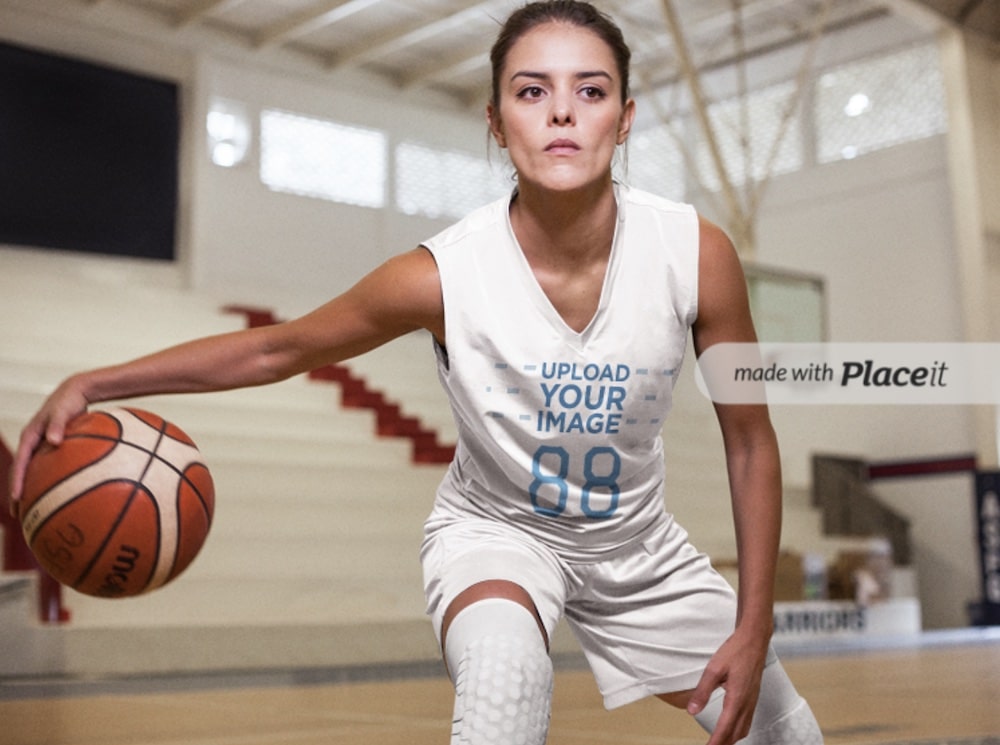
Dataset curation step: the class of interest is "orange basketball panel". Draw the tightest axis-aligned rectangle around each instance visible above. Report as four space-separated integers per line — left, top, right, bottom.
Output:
20 434 118 510
27 481 142 588
71 486 161 598
168 462 215 584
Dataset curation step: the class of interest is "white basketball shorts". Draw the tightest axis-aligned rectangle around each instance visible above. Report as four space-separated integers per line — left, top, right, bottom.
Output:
421 514 749 709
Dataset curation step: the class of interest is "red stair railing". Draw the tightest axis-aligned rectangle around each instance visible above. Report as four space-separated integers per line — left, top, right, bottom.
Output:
223 305 455 464
0 435 71 624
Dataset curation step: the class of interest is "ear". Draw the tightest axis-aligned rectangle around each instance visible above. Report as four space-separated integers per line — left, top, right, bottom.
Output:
487 102 507 148
616 98 636 145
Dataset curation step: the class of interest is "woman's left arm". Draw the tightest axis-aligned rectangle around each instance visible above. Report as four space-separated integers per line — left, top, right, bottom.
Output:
687 218 781 745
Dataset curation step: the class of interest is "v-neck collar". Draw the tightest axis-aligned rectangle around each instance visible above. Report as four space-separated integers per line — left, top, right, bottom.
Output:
503 183 625 350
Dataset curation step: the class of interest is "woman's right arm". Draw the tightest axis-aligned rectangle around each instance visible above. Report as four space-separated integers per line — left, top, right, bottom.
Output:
9 246 443 503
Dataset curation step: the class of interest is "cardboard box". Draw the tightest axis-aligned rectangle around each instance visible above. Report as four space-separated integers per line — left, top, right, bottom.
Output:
774 550 805 601
828 539 893 603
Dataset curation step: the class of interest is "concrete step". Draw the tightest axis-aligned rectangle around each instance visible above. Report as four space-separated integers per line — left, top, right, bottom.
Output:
0 411 414 470
0 357 338 407
0 573 34 623
6 618 441 677
210 505 430 539
346 333 457 441
0 374 372 434
156 524 422 584
0 572 69 676
61 570 429 628
0 311 244 374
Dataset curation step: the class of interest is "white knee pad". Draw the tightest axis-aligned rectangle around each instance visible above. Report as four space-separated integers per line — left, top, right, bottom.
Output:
444 598 553 745
693 657 823 744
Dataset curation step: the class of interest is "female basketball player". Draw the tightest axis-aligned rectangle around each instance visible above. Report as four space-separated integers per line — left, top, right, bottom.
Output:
10 2 822 743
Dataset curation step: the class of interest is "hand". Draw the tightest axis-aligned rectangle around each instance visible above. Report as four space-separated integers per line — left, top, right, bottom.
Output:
8 376 90 512
687 631 768 745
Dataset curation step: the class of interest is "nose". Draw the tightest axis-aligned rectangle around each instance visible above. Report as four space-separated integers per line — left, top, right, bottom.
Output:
550 94 574 125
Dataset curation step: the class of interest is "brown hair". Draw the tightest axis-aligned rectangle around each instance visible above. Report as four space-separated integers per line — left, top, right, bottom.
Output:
490 1 632 109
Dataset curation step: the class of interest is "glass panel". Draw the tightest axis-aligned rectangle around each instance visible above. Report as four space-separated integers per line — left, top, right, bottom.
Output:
624 122 686 201
747 267 826 343
260 109 386 208
697 80 804 192
207 98 251 168
816 43 946 163
395 141 509 220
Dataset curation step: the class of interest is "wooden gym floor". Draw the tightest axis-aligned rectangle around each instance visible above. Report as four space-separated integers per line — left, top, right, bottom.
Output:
1 630 999 745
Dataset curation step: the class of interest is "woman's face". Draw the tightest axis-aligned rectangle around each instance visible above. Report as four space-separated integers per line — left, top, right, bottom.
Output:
488 21 635 196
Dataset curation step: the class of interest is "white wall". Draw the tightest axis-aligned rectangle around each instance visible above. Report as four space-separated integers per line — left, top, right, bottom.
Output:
877 474 981 629
747 135 984 628
187 55 495 313
940 29 1000 471
755 136 974 482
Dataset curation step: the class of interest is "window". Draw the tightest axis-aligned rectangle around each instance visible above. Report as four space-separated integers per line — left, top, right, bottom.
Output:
696 80 804 192
395 141 509 220
624 123 685 201
260 109 386 208
816 43 946 163
207 98 251 167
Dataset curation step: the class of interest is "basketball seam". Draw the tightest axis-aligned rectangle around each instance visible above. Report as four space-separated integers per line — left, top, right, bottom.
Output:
72 417 167 594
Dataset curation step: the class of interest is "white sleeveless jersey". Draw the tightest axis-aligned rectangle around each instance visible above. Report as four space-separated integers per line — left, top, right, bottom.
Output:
422 184 699 561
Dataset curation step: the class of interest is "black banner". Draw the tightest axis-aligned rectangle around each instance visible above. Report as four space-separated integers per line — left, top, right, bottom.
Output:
973 471 1000 625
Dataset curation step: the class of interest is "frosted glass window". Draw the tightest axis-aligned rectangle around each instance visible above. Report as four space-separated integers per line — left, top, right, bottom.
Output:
624 123 685 201
816 43 946 163
696 80 803 192
260 109 386 208
207 98 250 167
395 142 509 220
748 271 826 343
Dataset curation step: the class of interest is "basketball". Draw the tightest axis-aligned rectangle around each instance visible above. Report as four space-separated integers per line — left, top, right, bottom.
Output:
18 407 215 598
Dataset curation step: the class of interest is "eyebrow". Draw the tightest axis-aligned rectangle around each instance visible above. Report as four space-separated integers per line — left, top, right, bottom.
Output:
509 70 614 84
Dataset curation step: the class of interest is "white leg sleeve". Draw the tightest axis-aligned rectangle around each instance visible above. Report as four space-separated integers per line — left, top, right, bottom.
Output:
693 658 823 744
444 598 553 745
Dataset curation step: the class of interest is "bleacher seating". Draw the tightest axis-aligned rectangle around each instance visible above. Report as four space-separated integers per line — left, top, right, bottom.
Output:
0 246 879 677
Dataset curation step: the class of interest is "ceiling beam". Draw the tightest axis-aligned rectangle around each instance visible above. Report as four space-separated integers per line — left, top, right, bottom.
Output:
174 0 247 28
956 0 988 24
254 0 381 49
878 0 952 32
399 48 491 91
326 0 495 70
658 0 745 237
637 5 889 93
691 0 809 34
400 1 889 107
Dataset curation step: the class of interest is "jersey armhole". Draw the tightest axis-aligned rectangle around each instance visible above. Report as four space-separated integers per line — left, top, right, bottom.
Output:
420 243 451 371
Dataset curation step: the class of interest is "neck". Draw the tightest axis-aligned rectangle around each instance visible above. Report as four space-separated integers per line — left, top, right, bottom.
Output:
509 177 618 264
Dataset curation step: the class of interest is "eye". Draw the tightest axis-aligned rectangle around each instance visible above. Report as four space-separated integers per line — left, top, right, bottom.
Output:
580 85 608 100
516 85 546 100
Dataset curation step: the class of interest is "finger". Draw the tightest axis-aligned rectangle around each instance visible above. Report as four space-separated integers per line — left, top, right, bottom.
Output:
9 454 28 510
9 439 37 505
705 694 755 745
45 416 68 447
706 690 756 745
10 421 47 504
704 704 737 745
687 667 723 716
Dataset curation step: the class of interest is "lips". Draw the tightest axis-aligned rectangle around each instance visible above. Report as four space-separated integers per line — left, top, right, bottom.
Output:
545 138 580 153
